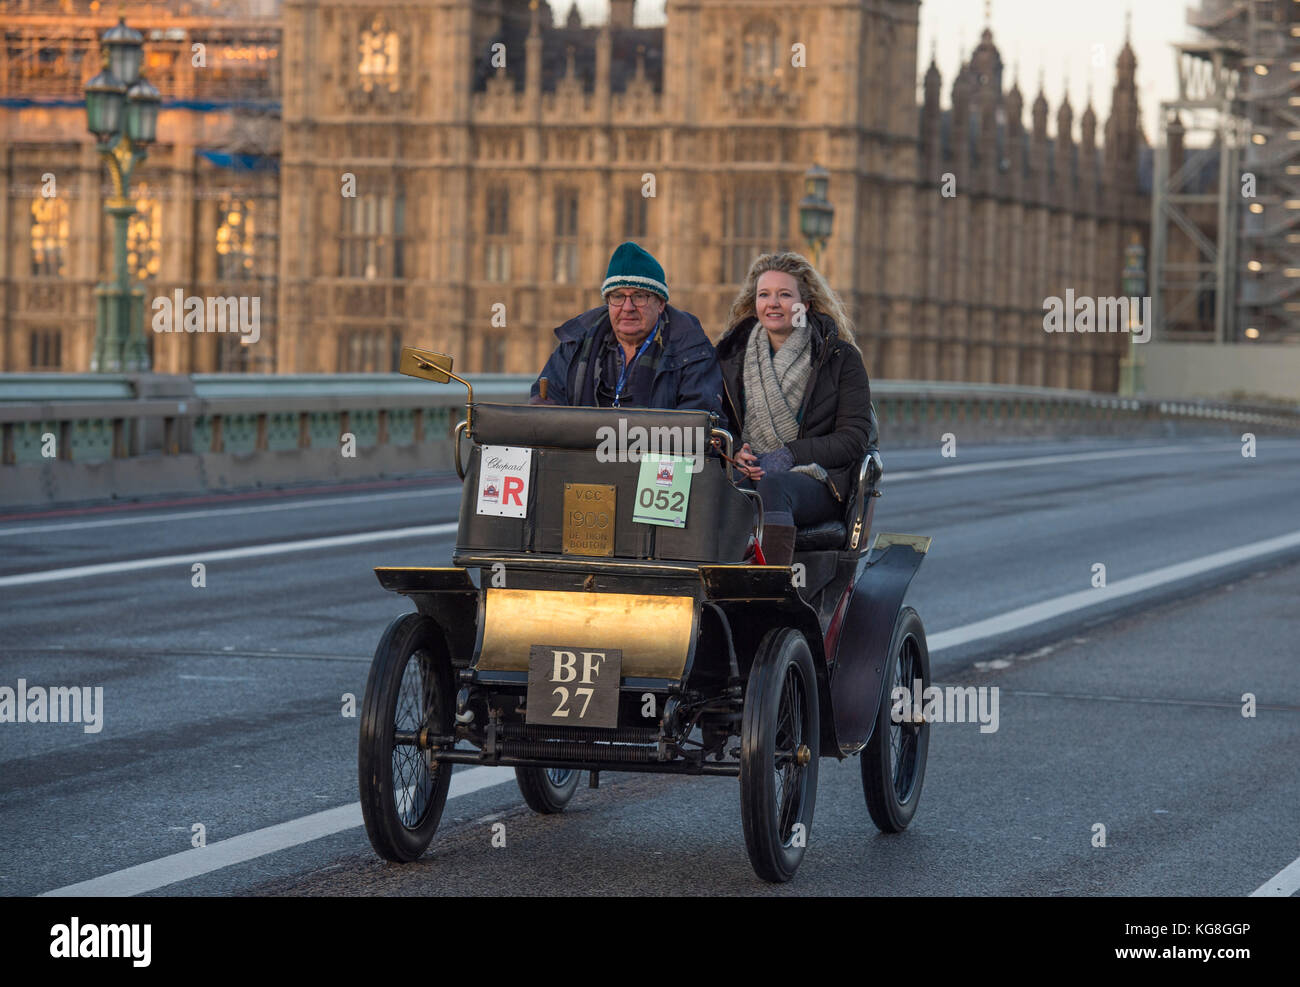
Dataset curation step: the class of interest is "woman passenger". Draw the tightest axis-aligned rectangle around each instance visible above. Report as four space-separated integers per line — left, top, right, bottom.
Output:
715 252 872 565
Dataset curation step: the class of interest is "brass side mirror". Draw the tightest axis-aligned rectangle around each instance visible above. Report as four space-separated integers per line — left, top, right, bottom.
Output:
399 346 474 433
400 346 454 383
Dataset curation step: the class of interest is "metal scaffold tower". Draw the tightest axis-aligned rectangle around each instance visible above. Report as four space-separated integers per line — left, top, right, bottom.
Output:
1151 0 1300 344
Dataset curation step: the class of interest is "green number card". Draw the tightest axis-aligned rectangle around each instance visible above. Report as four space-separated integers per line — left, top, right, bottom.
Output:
632 454 694 528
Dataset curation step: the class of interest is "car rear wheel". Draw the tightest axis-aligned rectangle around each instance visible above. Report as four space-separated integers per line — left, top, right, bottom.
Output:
358 613 454 862
740 627 820 883
515 767 582 813
861 606 930 833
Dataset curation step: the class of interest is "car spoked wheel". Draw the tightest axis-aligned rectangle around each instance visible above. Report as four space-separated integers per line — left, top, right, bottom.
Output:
740 627 820 883
862 606 930 833
515 766 582 813
359 613 454 862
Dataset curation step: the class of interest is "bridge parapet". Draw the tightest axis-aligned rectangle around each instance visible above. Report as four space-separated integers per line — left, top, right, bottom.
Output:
1 374 1297 510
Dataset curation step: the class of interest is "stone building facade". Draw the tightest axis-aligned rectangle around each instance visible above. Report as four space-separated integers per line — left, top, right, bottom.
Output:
1 0 1148 390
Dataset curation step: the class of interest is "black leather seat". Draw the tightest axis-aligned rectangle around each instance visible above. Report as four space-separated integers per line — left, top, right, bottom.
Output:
793 402 881 552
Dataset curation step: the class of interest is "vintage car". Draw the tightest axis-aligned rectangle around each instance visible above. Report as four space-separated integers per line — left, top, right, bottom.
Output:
357 348 933 882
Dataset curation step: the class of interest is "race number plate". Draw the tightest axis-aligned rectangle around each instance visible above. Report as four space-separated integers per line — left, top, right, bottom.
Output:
526 645 623 729
632 454 693 527
562 483 615 556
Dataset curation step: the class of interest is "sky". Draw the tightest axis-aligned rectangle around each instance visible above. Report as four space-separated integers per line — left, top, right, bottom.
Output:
571 0 1196 144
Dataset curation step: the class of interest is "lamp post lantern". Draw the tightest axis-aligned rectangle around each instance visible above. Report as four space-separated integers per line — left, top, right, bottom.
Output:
798 163 833 269
85 17 159 372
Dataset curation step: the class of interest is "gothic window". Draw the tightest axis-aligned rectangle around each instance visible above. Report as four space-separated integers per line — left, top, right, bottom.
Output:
722 183 789 283
742 21 778 79
479 333 506 373
338 328 402 372
126 183 163 281
553 187 579 284
339 189 406 280
485 187 510 282
358 15 400 93
30 195 69 277
216 197 256 280
623 187 648 239
28 330 62 370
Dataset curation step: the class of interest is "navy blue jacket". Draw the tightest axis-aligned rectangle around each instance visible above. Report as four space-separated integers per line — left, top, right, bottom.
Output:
529 305 728 430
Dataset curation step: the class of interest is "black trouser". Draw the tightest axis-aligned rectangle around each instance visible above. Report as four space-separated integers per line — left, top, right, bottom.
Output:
741 470 839 528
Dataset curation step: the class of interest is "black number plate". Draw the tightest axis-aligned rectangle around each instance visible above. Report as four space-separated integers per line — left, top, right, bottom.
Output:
525 645 623 729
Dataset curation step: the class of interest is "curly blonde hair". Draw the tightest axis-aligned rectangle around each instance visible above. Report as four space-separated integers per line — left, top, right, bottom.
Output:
721 251 858 350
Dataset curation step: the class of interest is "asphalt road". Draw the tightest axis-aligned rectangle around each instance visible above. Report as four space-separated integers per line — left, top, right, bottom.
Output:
1 435 1297 896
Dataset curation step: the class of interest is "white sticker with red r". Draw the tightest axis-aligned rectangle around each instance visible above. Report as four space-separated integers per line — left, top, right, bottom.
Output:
476 445 532 518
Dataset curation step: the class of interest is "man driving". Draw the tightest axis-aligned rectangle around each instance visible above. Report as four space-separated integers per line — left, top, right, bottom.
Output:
529 242 727 428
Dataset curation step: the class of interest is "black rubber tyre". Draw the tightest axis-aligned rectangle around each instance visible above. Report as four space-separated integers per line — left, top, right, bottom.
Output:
862 606 931 833
515 767 582 814
358 613 455 862
740 627 820 883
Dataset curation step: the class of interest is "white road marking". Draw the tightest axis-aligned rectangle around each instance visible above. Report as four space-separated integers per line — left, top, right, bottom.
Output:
928 528 1300 652
0 523 459 588
0 442 1249 537
1251 854 1300 897
40 765 513 897
0 487 457 537
885 443 1229 482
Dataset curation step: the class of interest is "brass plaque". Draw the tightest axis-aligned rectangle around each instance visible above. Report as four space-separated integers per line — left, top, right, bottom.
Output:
562 483 616 557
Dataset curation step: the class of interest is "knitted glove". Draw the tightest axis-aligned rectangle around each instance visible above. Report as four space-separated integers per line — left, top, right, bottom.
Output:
758 446 794 474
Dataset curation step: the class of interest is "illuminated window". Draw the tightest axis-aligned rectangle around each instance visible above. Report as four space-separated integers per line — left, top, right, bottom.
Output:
358 15 400 93
127 182 163 281
216 197 257 279
30 195 69 277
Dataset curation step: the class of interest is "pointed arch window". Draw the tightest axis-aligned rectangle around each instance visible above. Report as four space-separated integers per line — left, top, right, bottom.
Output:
742 21 779 79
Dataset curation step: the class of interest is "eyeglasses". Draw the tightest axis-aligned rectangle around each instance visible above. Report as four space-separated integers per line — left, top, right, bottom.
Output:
606 290 658 309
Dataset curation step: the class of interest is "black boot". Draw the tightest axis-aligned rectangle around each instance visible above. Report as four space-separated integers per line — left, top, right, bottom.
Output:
761 510 797 566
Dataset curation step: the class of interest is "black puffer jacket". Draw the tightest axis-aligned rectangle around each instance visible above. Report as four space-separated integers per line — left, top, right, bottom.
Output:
715 311 872 502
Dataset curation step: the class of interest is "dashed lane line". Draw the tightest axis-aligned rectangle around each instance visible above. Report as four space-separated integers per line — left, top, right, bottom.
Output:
0 523 459 588
885 442 1235 482
40 766 511 897
0 487 458 537
1251 855 1300 897
927 528 1300 653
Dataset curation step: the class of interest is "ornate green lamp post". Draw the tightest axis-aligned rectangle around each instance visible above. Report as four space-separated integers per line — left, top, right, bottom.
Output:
798 163 833 269
1118 234 1147 396
85 18 160 372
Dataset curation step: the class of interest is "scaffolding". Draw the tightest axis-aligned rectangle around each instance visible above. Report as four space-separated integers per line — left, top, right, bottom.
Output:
1151 0 1300 344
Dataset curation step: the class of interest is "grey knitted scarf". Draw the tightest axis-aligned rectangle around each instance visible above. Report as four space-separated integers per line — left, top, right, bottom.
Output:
740 320 828 485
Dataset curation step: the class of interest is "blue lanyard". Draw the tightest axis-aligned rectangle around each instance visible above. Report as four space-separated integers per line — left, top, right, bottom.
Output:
612 321 660 407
